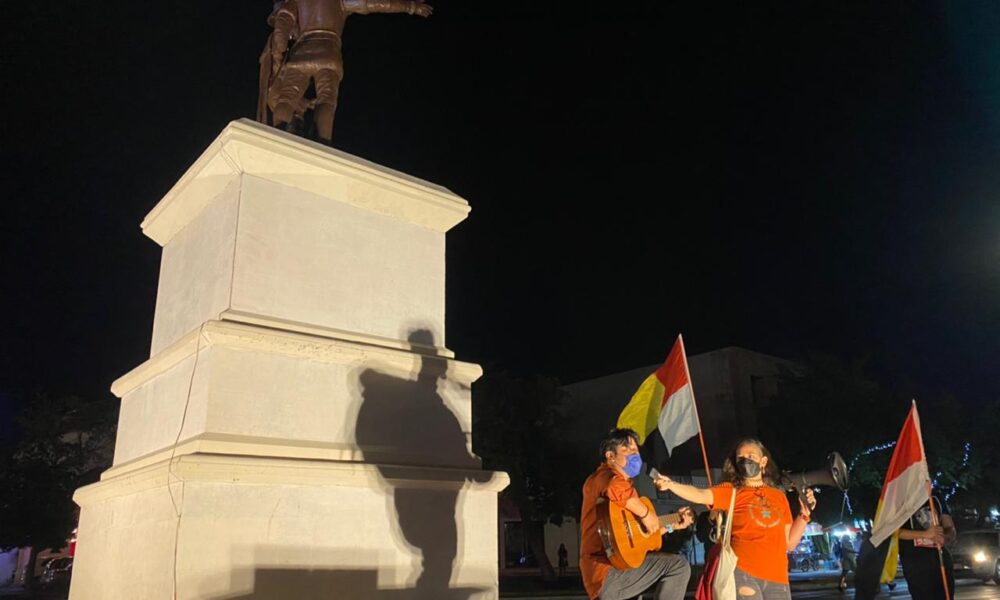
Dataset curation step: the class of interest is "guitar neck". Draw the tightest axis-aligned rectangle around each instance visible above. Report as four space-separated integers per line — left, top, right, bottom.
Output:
659 512 683 527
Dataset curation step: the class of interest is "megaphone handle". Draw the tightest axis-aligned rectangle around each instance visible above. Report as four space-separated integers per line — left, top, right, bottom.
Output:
796 485 817 512
781 471 817 511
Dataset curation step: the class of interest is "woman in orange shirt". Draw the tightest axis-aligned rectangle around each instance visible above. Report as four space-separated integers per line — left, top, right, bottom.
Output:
655 439 815 600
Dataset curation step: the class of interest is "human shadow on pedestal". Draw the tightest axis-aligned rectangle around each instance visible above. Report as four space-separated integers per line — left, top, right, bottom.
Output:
205 567 490 599
203 330 493 600
354 329 491 600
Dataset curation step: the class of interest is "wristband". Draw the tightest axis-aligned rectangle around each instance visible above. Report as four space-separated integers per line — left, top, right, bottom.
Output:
799 513 810 524
667 524 674 534
639 506 650 519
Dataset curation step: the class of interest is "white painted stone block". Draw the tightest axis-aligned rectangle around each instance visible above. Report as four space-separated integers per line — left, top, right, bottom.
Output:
111 321 481 471
146 120 467 356
150 181 240 356
226 175 445 352
72 456 507 600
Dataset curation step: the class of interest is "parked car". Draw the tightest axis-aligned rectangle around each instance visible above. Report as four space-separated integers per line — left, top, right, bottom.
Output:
952 529 1000 583
39 556 72 588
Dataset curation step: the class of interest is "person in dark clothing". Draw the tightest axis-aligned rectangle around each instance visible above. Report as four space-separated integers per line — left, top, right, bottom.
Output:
837 535 857 591
898 496 956 600
558 543 569 576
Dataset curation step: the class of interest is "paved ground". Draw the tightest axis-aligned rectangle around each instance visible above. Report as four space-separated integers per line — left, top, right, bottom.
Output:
0 587 65 599
2 574 995 599
500 576 1000 600
795 579 999 600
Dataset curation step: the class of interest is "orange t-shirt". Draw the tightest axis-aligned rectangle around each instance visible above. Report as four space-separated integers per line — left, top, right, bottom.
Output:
711 483 793 584
579 464 638 600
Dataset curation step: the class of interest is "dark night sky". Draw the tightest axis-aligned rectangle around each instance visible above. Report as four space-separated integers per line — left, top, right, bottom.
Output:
1 1 998 424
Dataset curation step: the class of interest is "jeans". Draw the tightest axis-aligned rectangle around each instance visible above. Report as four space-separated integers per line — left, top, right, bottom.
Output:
598 553 691 600
734 567 791 600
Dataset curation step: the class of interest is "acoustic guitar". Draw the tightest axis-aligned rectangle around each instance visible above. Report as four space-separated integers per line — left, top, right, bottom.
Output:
595 496 686 570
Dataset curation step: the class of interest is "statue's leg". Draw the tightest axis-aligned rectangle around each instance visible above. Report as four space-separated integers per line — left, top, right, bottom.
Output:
271 68 309 130
273 103 296 128
313 69 342 143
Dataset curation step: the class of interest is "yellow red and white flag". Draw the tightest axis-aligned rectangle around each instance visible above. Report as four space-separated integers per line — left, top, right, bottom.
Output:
616 335 700 456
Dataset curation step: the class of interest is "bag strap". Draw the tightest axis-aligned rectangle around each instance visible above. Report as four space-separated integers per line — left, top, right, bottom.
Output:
722 487 736 548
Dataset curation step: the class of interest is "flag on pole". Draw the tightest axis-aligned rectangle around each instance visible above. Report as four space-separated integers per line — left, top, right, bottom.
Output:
616 335 700 456
855 402 931 600
870 402 931 547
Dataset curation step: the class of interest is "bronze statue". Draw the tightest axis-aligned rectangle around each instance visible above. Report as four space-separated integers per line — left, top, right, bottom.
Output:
257 0 433 144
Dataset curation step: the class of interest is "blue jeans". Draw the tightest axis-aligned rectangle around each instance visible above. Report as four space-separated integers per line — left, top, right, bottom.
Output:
734 568 791 600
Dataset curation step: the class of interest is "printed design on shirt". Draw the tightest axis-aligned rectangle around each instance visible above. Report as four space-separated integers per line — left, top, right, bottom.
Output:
911 505 933 529
910 500 941 530
746 491 783 529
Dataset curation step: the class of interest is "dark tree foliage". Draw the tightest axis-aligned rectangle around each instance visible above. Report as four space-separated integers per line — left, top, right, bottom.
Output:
0 393 117 556
472 370 585 581
758 356 891 523
760 356 995 526
916 392 1000 521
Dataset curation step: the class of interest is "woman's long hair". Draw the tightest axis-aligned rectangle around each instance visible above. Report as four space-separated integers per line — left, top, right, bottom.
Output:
720 438 781 487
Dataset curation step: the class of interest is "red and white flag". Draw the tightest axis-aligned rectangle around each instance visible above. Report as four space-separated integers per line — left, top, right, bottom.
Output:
869 401 932 547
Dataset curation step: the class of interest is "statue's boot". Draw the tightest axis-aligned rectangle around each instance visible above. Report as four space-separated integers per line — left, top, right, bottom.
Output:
273 102 297 132
315 103 336 144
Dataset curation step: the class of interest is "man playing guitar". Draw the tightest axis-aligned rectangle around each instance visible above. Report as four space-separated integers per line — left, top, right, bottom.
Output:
580 428 695 600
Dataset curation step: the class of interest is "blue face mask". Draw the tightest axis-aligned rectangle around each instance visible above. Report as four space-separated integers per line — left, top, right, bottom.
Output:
624 453 643 478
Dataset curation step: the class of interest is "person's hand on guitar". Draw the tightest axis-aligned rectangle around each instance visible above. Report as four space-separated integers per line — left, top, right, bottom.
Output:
639 505 695 536
640 509 662 535
675 506 695 530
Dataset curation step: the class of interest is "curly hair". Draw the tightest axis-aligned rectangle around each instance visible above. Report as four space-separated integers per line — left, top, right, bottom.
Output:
720 438 781 487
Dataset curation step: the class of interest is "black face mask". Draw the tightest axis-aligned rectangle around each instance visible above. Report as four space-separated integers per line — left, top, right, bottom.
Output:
737 457 761 478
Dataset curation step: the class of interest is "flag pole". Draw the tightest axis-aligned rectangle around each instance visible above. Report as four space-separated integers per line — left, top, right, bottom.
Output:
912 400 952 600
679 334 713 487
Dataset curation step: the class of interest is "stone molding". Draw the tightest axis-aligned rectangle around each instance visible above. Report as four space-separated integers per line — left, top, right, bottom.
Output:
111 318 482 399
220 310 455 359
102 432 482 481
141 119 470 246
75 452 510 507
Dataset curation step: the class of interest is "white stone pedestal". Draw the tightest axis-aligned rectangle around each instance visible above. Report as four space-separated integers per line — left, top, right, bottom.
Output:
71 120 508 600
